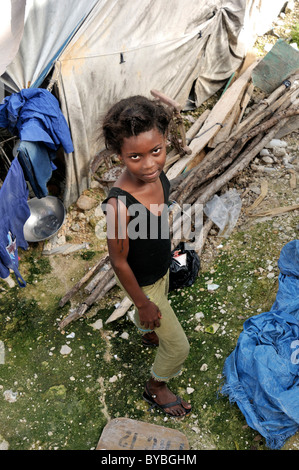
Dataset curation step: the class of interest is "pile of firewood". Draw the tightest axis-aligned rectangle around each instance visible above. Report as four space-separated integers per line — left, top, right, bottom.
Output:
59 61 299 330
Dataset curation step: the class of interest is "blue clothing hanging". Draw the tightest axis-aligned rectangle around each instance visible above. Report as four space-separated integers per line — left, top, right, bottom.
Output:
0 158 30 287
0 88 74 153
17 141 56 199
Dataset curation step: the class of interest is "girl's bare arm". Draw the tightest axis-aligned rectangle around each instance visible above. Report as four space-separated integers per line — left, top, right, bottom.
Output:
105 198 162 330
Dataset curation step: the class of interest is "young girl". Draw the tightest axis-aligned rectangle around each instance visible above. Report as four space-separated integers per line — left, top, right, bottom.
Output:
102 95 191 417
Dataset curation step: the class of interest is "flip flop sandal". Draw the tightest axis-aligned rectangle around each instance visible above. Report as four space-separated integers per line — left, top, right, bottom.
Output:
143 385 191 417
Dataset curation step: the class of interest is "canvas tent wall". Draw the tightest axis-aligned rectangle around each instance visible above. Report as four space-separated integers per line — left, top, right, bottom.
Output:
0 0 287 208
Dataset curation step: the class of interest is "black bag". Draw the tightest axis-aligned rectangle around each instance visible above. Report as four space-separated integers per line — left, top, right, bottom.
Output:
169 242 200 291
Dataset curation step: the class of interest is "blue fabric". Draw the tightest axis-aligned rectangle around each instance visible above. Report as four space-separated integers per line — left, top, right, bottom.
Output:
17 141 56 199
221 240 299 449
0 158 30 287
0 88 74 153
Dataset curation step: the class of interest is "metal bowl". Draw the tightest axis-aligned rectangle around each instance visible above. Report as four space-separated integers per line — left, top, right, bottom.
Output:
24 196 66 242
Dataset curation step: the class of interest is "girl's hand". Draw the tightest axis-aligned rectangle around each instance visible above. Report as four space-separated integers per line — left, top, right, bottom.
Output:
138 300 162 330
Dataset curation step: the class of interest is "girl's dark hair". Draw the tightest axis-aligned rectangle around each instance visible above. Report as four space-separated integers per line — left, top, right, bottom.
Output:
102 95 171 154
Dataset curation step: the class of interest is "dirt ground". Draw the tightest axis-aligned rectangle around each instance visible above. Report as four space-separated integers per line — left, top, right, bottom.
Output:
0 3 298 452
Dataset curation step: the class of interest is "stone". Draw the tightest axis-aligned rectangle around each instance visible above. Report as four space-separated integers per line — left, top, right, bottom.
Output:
262 156 274 164
3 390 18 403
260 148 270 156
76 195 98 211
120 332 129 340
265 139 287 149
273 147 287 157
60 345 72 355
0 437 9 450
90 319 103 330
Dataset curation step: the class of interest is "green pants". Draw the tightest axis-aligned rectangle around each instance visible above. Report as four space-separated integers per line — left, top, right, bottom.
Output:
116 271 190 382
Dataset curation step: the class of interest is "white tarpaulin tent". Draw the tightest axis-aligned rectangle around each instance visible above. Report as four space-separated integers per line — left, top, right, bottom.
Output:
0 0 287 207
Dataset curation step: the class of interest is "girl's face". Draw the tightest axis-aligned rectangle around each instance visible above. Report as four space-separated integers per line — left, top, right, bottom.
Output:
119 127 167 184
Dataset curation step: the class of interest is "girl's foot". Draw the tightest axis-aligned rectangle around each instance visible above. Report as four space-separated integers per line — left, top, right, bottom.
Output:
143 379 191 417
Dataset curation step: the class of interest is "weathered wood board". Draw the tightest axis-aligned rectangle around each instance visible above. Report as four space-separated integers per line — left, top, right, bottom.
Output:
252 39 299 94
96 418 189 450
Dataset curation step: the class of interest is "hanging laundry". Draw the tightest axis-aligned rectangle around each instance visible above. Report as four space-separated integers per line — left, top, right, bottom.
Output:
0 158 30 287
0 88 74 153
17 141 57 199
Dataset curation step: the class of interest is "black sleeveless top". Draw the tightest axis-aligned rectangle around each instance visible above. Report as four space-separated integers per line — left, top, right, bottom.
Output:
102 171 171 286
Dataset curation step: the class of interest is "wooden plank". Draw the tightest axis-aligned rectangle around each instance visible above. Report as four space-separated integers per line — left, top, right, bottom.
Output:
166 60 259 180
245 180 268 214
96 418 189 450
105 296 133 324
252 39 299 94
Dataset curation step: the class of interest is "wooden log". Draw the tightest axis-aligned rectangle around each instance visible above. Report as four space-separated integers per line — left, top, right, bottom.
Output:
84 267 115 307
59 270 116 329
84 263 111 294
59 254 109 307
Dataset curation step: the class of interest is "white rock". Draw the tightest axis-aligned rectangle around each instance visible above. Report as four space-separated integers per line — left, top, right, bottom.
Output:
262 156 274 164
273 147 287 157
186 387 195 394
200 363 208 371
265 139 287 149
0 439 9 450
120 332 129 340
66 332 75 338
207 284 219 291
109 375 118 383
60 345 72 355
90 319 103 330
3 390 18 403
260 148 270 156
195 312 204 321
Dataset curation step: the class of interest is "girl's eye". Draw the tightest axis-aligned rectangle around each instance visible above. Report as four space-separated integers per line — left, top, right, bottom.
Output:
130 155 140 160
153 147 161 155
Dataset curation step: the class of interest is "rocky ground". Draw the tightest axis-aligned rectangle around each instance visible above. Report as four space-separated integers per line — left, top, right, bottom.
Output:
0 2 298 452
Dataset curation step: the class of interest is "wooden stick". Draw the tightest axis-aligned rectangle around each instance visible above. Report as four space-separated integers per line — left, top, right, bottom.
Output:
59 254 109 307
84 263 111 294
249 204 299 218
84 267 115 306
245 180 269 214
59 271 116 329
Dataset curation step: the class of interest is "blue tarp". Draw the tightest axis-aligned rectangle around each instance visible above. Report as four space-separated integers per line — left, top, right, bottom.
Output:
221 240 299 449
